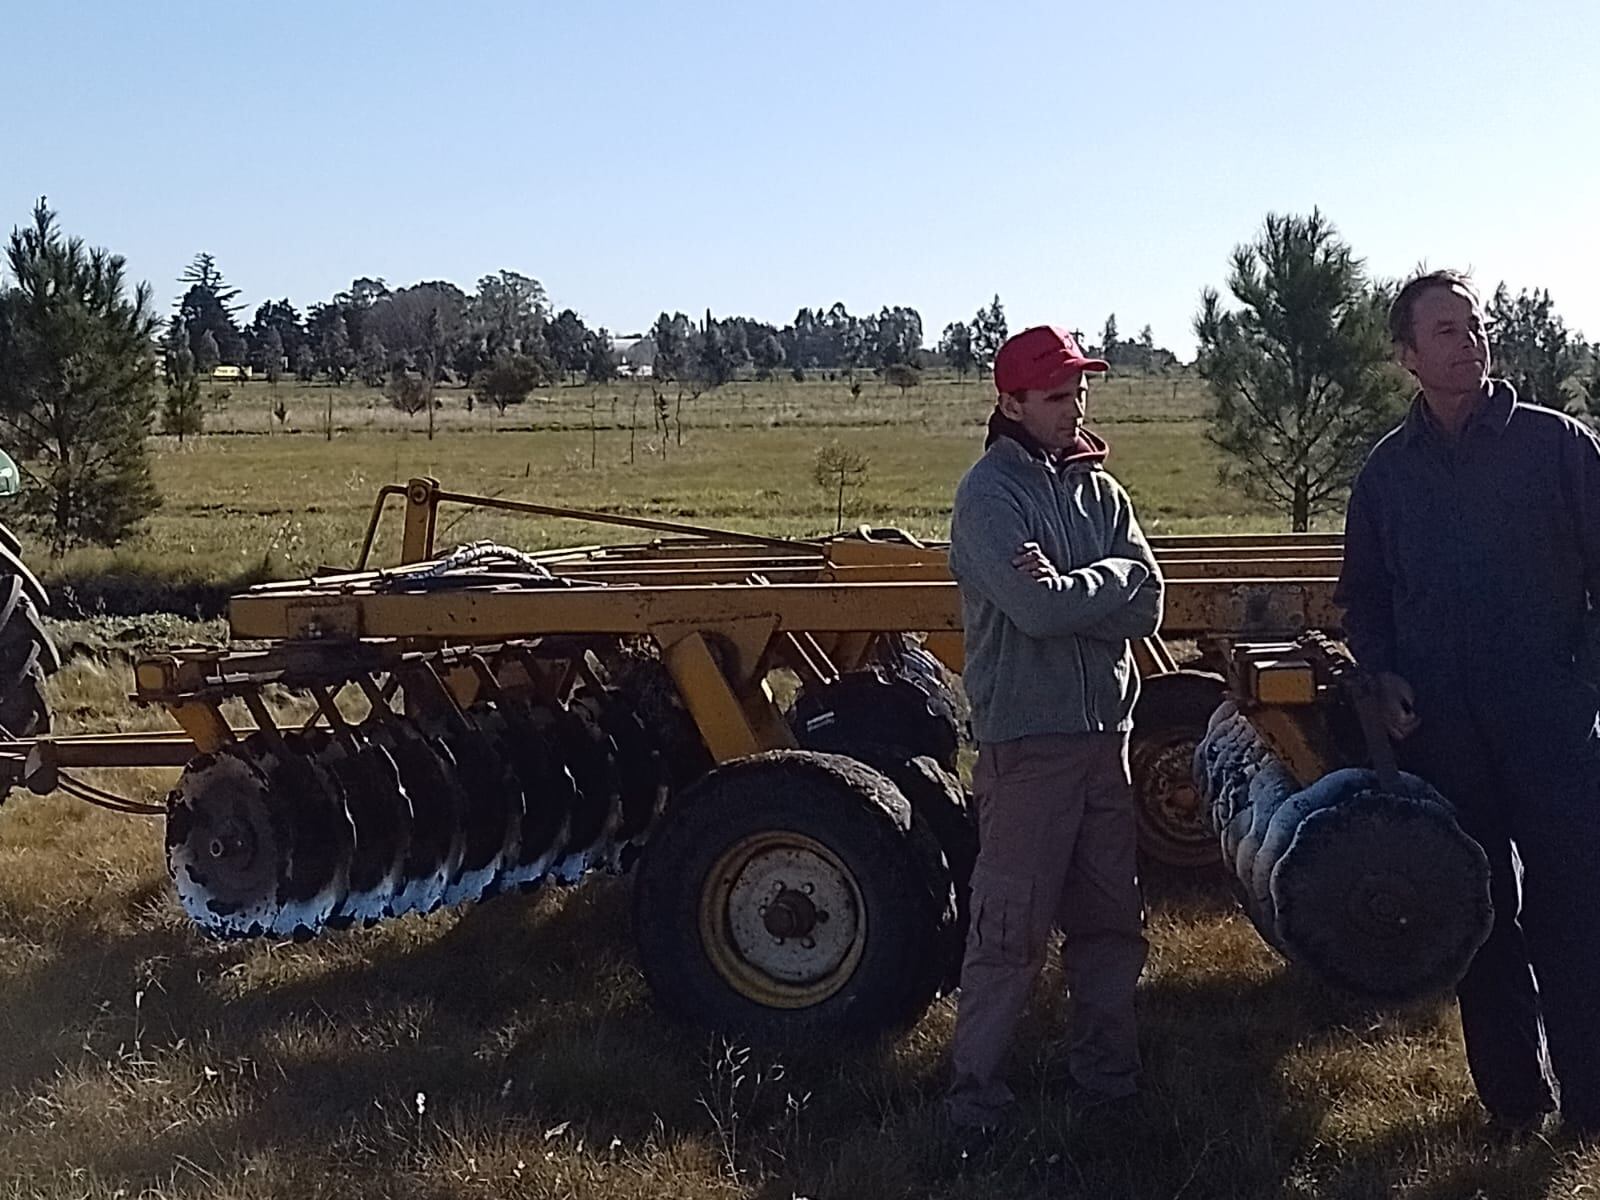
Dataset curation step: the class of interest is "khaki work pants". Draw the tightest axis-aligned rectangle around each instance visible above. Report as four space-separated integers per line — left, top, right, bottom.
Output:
946 732 1148 1128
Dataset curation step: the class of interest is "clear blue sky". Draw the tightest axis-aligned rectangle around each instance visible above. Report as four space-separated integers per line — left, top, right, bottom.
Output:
5 0 1596 358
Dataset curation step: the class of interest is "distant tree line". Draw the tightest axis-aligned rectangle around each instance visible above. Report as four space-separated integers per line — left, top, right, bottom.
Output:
174 259 1188 393
4 196 1598 549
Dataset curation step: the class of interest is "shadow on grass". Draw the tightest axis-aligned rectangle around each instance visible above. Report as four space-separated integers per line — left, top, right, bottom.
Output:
0 873 1583 1199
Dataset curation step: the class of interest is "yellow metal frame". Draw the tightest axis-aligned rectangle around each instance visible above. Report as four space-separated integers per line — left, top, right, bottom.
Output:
3 478 1359 785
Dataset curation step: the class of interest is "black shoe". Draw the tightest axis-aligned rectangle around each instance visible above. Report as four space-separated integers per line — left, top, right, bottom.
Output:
1557 1115 1600 1146
1485 1108 1552 1143
1062 1077 1138 1117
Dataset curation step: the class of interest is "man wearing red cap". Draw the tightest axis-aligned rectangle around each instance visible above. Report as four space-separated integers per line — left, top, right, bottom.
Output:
945 325 1163 1134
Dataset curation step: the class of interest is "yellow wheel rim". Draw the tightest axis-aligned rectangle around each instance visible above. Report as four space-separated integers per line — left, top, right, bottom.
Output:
697 830 866 1009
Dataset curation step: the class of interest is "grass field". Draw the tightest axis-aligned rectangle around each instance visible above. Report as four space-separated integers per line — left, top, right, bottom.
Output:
46 373 1287 602
3 375 1596 1198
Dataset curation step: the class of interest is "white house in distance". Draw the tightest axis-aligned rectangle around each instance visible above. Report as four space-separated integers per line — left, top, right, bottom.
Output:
612 335 656 378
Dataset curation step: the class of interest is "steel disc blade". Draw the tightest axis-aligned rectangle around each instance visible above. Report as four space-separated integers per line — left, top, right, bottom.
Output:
247 735 353 937
533 700 619 880
166 748 283 938
1273 791 1492 1000
428 718 517 906
325 732 413 924
478 701 570 890
379 720 465 916
590 690 668 847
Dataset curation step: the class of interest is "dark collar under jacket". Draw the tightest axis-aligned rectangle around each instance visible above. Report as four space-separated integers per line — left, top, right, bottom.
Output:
984 408 1108 469
1400 381 1516 447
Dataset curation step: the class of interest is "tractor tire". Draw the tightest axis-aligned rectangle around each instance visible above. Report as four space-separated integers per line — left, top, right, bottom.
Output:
1130 670 1227 870
874 636 966 730
791 669 960 773
0 556 57 744
632 750 956 1042
783 739 975 990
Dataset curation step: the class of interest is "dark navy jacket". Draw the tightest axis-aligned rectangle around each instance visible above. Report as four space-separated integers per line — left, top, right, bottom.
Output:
1336 382 1600 709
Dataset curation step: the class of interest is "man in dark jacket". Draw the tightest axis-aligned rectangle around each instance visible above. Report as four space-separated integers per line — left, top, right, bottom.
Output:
1336 269 1600 1138
945 325 1164 1132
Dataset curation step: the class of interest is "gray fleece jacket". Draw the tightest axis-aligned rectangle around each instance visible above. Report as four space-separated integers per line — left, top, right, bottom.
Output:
949 430 1164 744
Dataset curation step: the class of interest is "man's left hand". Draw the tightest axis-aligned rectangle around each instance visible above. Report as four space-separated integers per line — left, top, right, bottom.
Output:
1013 542 1061 584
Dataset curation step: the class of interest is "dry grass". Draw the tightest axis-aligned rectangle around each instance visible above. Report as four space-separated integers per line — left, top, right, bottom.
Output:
0 658 1595 1198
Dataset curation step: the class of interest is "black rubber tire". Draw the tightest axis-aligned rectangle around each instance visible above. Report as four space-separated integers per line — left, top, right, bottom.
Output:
791 668 960 773
1130 670 1227 869
0 570 56 741
789 739 976 991
632 750 955 1042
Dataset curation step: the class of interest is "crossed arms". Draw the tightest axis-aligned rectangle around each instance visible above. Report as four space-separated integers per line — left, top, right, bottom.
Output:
950 487 1164 642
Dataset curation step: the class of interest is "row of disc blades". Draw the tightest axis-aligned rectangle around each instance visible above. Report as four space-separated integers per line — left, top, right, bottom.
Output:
166 690 670 938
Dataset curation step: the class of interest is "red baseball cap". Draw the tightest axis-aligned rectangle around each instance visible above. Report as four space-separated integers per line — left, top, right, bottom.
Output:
993 326 1108 395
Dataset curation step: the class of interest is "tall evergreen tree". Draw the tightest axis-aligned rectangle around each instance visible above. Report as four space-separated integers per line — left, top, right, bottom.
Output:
938 321 975 379
971 295 1009 377
175 252 247 365
1487 284 1581 409
751 331 786 379
585 328 618 385
161 331 204 442
1195 209 1404 531
1100 313 1119 360
195 328 220 375
0 200 161 549
262 326 285 386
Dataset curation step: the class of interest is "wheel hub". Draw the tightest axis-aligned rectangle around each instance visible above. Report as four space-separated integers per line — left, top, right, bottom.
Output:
1150 742 1204 834
1133 732 1221 867
700 832 866 1007
1347 871 1419 940
167 751 282 936
762 887 820 939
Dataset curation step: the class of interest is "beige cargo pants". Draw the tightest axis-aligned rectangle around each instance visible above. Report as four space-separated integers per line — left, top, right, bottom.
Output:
946 732 1148 1128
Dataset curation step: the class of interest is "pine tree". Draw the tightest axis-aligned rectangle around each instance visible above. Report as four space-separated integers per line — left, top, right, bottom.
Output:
1487 284 1580 409
175 252 247 365
161 333 204 442
1100 313 1119 360
195 328 220 375
0 200 161 549
262 326 285 386
938 321 975 379
1195 210 1404 531
585 329 618 385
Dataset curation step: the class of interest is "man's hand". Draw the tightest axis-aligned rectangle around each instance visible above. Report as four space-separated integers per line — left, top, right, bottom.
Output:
1376 671 1420 740
1013 542 1062 584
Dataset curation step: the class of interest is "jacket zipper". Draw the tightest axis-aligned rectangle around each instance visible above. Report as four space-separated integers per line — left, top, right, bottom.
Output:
1053 464 1093 727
